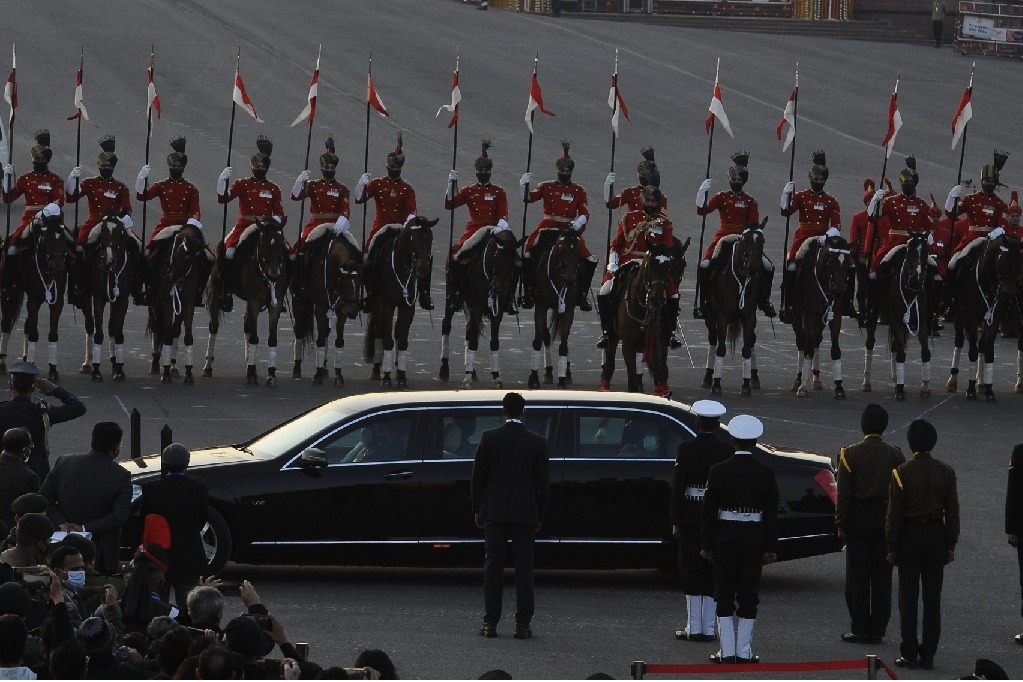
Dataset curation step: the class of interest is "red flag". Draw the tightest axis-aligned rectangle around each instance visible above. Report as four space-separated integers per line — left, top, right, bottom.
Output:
525 72 555 133
706 83 733 138
608 73 631 136
776 89 796 152
67 68 92 122
435 69 461 129
147 66 161 120
291 56 319 127
950 87 972 150
232 70 263 122
367 74 389 118
881 92 902 158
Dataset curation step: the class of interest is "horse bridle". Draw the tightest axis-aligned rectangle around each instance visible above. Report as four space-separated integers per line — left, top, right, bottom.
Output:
163 229 202 316
32 223 66 306
324 238 361 316
544 234 580 314
896 237 927 336
255 226 288 309
731 229 761 309
392 225 431 307
480 232 514 316
98 222 130 303
626 252 670 326
812 239 851 325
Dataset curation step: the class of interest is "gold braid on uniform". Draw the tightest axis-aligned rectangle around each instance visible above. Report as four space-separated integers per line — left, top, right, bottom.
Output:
891 468 903 489
839 447 852 473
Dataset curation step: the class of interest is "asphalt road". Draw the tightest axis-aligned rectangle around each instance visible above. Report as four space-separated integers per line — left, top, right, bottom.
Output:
5 1 1023 678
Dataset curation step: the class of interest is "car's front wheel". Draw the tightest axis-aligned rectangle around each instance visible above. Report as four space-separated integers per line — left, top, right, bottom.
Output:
203 507 233 574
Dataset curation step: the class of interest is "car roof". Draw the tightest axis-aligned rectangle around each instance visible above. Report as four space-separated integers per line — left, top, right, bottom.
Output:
332 390 694 414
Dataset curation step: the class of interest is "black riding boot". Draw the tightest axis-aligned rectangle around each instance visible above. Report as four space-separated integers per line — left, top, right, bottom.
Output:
942 272 956 321
663 296 682 350
577 259 597 312
417 254 435 310
759 266 777 318
694 267 708 319
218 253 234 313
69 256 86 309
596 292 612 349
504 266 519 315
1 252 18 306
519 257 535 310
779 268 795 325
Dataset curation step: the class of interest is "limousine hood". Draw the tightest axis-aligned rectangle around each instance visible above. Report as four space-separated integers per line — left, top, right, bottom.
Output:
760 442 832 467
121 446 254 477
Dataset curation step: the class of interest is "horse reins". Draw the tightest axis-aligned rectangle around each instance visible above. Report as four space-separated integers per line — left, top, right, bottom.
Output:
255 231 286 309
391 229 421 308
33 228 62 306
897 242 926 337
165 230 197 318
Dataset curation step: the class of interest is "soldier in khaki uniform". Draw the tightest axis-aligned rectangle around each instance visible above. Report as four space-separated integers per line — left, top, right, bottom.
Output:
886 419 960 671
835 404 905 644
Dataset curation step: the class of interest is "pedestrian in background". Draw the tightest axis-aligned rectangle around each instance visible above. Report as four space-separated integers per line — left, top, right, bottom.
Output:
836 404 904 644
1005 443 1023 645
886 419 959 671
932 0 947 48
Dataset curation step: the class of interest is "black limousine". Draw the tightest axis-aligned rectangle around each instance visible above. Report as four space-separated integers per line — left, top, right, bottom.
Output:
123 391 842 573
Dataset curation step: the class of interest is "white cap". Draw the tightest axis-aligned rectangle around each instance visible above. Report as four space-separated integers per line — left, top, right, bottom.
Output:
42 202 61 217
692 400 726 418
728 414 764 440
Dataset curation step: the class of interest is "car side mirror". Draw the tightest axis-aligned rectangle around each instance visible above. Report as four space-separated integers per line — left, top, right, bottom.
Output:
299 448 327 468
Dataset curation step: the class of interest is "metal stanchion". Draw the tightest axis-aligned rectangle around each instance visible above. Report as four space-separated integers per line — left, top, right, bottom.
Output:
160 423 173 452
866 654 878 680
630 661 646 680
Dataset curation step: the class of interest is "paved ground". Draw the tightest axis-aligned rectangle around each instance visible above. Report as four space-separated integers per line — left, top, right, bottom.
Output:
5 1 1023 678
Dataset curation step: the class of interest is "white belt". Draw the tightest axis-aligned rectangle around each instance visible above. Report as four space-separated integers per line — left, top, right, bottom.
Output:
685 487 705 499
718 510 762 522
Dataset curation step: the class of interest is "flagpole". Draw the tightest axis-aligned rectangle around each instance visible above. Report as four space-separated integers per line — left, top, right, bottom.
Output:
141 48 154 246
947 62 975 267
448 52 460 259
779 64 798 315
605 50 619 268
361 53 372 249
693 59 720 319
866 73 899 277
73 48 83 241
519 53 538 306
222 48 240 244
298 46 320 234
4 44 15 243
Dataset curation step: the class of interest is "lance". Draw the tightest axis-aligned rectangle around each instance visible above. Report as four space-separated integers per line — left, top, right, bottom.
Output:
865 73 900 277
947 62 976 267
361 54 373 248
222 49 240 244
297 45 321 234
605 49 620 267
779 64 798 315
73 48 84 241
141 48 154 246
448 52 460 259
693 59 721 319
518 52 539 306
4 44 15 243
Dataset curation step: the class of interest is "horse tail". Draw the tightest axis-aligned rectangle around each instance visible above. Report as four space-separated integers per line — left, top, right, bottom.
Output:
363 313 377 363
727 316 741 353
292 301 314 343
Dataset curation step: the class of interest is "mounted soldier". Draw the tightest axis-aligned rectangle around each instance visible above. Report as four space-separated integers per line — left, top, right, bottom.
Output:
519 140 597 312
604 147 667 215
215 136 285 313
778 150 842 324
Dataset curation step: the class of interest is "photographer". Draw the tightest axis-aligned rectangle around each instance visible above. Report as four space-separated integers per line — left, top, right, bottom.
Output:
237 580 307 663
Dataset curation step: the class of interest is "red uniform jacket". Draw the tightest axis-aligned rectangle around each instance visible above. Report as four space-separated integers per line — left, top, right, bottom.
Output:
869 193 931 271
780 190 841 263
523 181 591 258
608 185 668 214
293 178 350 247
848 209 870 264
697 191 760 260
446 183 509 255
137 177 201 245
218 177 284 249
605 210 677 295
67 176 133 246
947 192 1007 253
3 170 65 242
354 176 416 251
931 216 953 278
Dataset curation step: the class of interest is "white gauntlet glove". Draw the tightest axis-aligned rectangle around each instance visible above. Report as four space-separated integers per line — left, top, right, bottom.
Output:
603 172 616 204
292 170 311 198
446 170 458 201
332 215 350 234
696 178 712 207
780 181 795 210
2 164 12 194
67 166 82 195
945 185 962 213
135 165 151 194
867 189 885 217
355 173 371 201
217 167 232 196
607 251 619 273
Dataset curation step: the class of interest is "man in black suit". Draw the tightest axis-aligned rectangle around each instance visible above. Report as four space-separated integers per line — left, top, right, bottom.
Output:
0 428 41 529
39 422 131 575
141 443 210 609
701 414 779 665
471 392 549 640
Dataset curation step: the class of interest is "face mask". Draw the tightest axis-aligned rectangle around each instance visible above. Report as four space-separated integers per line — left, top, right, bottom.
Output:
476 173 491 185
32 162 48 173
98 168 114 180
252 169 268 181
168 168 185 180
387 169 402 180
321 170 336 181
557 173 572 184
66 570 86 588
642 435 658 451
982 182 996 195
643 204 659 216
810 182 825 193
729 182 744 193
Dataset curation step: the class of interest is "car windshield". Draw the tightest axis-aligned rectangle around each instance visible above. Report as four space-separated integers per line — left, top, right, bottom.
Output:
245 402 353 459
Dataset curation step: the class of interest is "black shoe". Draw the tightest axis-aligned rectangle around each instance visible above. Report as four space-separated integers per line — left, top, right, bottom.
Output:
735 656 759 664
894 657 918 670
419 294 435 311
596 333 609 349
760 301 777 318
919 659 934 671
480 623 497 638
867 636 884 645
1015 633 1023 645
513 624 532 639
519 294 534 310
668 333 682 350
841 632 869 644
220 294 234 313
709 653 734 664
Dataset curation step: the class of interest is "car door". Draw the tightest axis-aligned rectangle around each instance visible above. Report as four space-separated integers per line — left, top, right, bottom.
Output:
269 409 426 545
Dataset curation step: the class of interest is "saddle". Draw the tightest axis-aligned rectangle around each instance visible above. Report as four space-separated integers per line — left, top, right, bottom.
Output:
608 261 641 308
305 222 360 255
456 226 500 264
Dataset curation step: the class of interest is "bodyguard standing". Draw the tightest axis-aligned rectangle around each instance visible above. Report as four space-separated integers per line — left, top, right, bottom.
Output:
1005 443 1023 644
886 419 960 671
672 400 732 642
471 392 549 640
701 415 779 664
836 404 905 644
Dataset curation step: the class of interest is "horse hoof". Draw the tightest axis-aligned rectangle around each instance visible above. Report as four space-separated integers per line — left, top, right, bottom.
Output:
986 390 996 403
565 368 573 385
789 380 800 392
381 376 392 388
312 374 323 386
741 385 752 397
462 376 473 390
920 388 932 399
439 363 449 382
811 377 823 391
397 378 408 389
946 377 958 393
528 371 540 390
370 367 382 381
246 376 258 386
834 387 847 400
701 378 712 389
334 375 344 387
161 375 172 385
171 367 181 379
292 369 302 380
711 386 722 396
471 369 479 383
795 387 808 398
113 372 126 382
543 368 554 385
1015 382 1023 395
860 382 872 392
91 372 103 383
895 392 906 402
80 363 91 374
201 366 213 378
265 376 277 388
150 362 160 375
749 378 761 390
183 373 194 385
493 379 503 389
557 378 567 389
48 370 58 383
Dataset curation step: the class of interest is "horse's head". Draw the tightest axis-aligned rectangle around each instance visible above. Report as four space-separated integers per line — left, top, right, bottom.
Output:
903 233 929 291
402 216 436 279
821 234 854 297
328 239 363 319
551 231 582 285
734 222 766 277
642 243 674 309
97 215 131 270
31 214 70 275
255 216 289 281
989 234 1023 298
487 229 519 295
669 236 691 284
166 224 205 281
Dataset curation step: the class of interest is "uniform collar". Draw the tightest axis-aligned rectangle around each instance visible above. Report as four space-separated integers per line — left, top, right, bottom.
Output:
863 434 882 439
912 451 932 459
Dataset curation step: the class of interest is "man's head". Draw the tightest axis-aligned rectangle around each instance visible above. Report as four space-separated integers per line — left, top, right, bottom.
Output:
0 614 28 667
96 136 117 178
49 545 85 589
224 616 273 662
502 392 525 420
808 149 829 192
49 640 88 680
30 129 52 173
250 136 273 181
555 140 574 184
167 137 188 181
2 428 31 462
726 151 750 193
319 136 339 182
161 442 190 474
474 138 493 185
90 422 123 457
58 532 97 568
386 131 405 180
641 185 662 217
971 658 1009 680
728 414 763 451
0 582 30 618
692 400 726 434
187 586 226 626
907 419 938 454
7 361 38 396
11 493 46 524
898 156 919 196
16 512 53 552
155 628 192 676
77 617 116 660
198 644 244 679
860 404 888 435
862 178 876 207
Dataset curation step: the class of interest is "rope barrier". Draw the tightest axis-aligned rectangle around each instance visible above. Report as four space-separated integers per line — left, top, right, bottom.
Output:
631 656 899 680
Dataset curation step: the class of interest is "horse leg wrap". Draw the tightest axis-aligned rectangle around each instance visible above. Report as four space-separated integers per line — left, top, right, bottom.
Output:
184 345 193 368
531 349 543 372
969 359 978 382
334 347 343 368
558 355 569 378
109 339 116 363
750 349 758 371
383 349 394 373
315 347 326 369
0 332 8 358
921 361 931 383
440 334 450 361
92 344 102 365
706 347 715 370
47 342 57 367
490 351 500 374
465 347 477 376
812 354 821 373
83 333 92 365
544 345 552 370
247 343 258 366
977 356 985 382
713 356 724 380
833 359 843 382
802 357 813 389
374 339 384 364
896 363 906 385
396 350 409 373
267 348 278 371
984 362 994 386
636 353 645 376
1018 350 1023 379
742 357 752 381
25 341 36 364
206 335 216 360
951 346 962 371
162 345 172 366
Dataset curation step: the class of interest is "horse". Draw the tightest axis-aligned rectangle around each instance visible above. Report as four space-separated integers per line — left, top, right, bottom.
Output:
862 233 932 400
526 230 584 389
362 217 436 388
0 216 74 380
700 222 767 397
78 216 141 382
600 239 689 395
945 232 1023 401
291 229 363 387
439 227 518 389
147 224 209 384
203 216 291 386
789 234 855 399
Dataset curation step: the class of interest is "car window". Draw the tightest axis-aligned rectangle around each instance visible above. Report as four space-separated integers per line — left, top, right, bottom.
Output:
577 412 668 459
315 413 417 464
247 404 353 459
430 408 557 460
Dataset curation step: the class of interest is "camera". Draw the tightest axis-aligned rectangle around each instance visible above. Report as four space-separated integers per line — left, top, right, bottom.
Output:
343 668 369 680
217 581 242 597
14 567 51 590
245 613 273 632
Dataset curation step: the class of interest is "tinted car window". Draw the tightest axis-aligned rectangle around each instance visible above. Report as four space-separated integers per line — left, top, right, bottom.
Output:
577 413 668 458
248 404 353 459
433 409 557 460
316 413 417 464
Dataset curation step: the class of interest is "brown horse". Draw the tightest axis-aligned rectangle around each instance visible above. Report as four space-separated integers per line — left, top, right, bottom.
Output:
946 233 1023 400
790 234 854 399
701 223 766 396
0 215 74 380
291 230 363 386
362 217 436 388
526 230 583 389
78 216 141 382
204 216 291 386
600 239 689 395
439 227 518 388
147 225 209 384
862 233 932 400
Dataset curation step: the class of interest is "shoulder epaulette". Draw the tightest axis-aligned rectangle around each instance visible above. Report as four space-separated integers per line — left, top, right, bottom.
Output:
839 447 852 473
892 468 903 489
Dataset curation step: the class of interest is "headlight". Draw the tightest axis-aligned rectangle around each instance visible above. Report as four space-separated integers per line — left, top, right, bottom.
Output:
131 485 142 504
